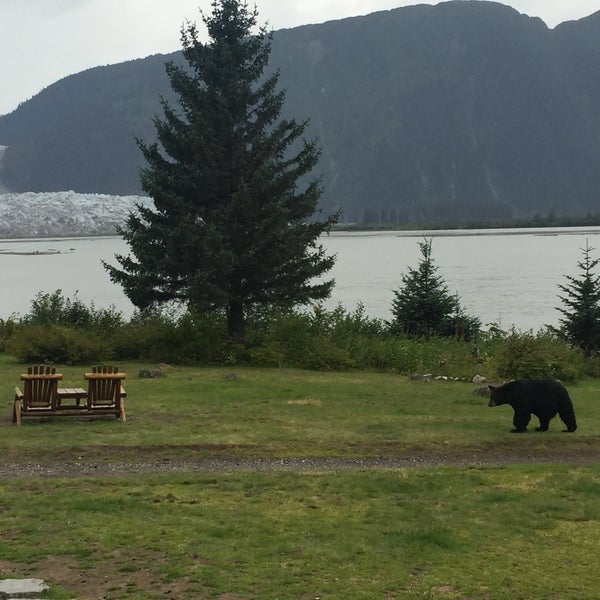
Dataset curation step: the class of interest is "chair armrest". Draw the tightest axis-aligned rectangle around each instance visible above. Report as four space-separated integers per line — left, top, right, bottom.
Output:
14 386 23 401
120 385 127 398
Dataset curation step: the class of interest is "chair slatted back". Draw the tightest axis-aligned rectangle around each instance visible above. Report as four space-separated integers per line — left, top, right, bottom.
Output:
21 365 62 409
85 365 126 407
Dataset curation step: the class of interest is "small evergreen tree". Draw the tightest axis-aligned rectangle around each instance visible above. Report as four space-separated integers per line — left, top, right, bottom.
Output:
389 238 480 338
557 239 600 354
104 0 337 342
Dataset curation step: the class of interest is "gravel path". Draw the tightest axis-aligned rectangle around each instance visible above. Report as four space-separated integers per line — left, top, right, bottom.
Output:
2 446 599 478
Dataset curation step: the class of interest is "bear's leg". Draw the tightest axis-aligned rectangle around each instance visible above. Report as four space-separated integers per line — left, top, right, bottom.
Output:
558 401 577 433
511 410 530 433
535 417 550 432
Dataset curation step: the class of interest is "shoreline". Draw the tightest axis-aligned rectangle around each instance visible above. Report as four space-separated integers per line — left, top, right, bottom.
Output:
1 225 600 244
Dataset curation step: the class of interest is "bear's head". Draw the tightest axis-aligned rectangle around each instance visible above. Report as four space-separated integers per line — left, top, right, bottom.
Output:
487 384 503 407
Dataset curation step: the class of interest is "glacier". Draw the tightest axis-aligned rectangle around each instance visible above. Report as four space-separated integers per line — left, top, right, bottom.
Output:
0 191 154 238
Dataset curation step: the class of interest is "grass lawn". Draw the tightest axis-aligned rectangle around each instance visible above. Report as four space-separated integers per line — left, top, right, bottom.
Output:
0 353 599 599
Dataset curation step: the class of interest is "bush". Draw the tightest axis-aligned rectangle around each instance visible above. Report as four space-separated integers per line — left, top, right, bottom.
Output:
492 328 586 382
4 290 126 364
5 325 112 365
112 308 227 363
353 337 418 372
247 304 385 370
0 317 18 351
4 290 595 381
22 290 125 330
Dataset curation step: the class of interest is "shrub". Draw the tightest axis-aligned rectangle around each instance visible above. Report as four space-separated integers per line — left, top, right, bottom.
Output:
5 324 112 365
22 289 125 330
4 290 594 381
247 309 315 368
0 317 18 350
112 308 227 363
492 328 586 382
353 337 418 372
5 290 125 364
246 304 385 370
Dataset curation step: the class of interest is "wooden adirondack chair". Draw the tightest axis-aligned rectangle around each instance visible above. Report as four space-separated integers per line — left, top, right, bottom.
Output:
13 365 63 425
84 365 127 421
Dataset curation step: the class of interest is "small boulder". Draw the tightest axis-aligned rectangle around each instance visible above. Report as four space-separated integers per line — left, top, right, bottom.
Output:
138 369 166 378
0 578 49 598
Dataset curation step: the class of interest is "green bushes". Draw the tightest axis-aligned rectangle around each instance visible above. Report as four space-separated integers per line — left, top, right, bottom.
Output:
22 290 125 330
112 309 228 364
0 291 597 381
4 290 124 364
491 327 586 382
5 324 111 365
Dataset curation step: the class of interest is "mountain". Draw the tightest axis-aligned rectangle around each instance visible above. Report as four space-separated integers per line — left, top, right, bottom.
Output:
1 1 600 225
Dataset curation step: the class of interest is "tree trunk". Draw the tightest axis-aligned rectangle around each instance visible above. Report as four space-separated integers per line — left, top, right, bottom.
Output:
227 300 245 343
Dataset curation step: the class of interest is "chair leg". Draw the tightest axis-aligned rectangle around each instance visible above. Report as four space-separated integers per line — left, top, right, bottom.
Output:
13 400 21 425
119 398 126 422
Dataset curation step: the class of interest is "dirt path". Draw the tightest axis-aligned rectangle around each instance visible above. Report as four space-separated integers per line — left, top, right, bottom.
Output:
2 444 599 478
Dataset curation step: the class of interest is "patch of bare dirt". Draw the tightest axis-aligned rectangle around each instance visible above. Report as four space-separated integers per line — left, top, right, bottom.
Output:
0 554 193 600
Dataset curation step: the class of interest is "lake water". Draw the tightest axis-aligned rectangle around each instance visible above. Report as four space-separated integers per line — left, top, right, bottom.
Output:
2 227 600 331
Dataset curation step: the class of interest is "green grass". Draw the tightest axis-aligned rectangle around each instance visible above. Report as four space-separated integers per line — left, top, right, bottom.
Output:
2 353 599 460
1 466 600 598
0 352 599 598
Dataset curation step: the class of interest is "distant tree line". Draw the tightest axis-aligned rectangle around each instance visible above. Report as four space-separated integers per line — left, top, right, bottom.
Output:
343 211 600 230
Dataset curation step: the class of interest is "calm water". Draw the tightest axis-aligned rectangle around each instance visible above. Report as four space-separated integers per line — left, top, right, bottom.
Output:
2 227 600 330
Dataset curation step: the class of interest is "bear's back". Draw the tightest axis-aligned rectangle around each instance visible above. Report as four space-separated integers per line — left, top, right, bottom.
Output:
510 379 569 410
491 379 568 406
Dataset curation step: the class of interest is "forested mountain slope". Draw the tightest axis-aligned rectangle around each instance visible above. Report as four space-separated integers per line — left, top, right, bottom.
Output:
1 1 599 224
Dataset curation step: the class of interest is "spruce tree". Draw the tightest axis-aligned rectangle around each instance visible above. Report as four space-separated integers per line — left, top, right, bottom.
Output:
105 0 337 342
557 239 600 354
389 238 479 338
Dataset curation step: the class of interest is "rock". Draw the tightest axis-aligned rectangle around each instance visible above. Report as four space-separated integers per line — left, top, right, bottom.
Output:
473 386 490 397
138 369 166 378
0 578 49 598
472 374 486 384
410 374 431 381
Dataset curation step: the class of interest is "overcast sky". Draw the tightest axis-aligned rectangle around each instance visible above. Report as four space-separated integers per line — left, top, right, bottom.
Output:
0 0 598 115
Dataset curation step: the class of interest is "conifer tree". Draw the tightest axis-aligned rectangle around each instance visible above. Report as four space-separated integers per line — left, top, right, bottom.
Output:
557 239 600 354
389 238 480 338
105 0 337 342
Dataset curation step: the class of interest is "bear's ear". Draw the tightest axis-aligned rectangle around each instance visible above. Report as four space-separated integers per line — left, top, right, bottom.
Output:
488 385 496 391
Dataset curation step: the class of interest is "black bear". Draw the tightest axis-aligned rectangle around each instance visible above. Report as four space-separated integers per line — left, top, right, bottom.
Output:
488 379 577 433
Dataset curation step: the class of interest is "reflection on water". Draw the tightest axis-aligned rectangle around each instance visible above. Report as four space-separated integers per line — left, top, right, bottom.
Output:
2 228 600 330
